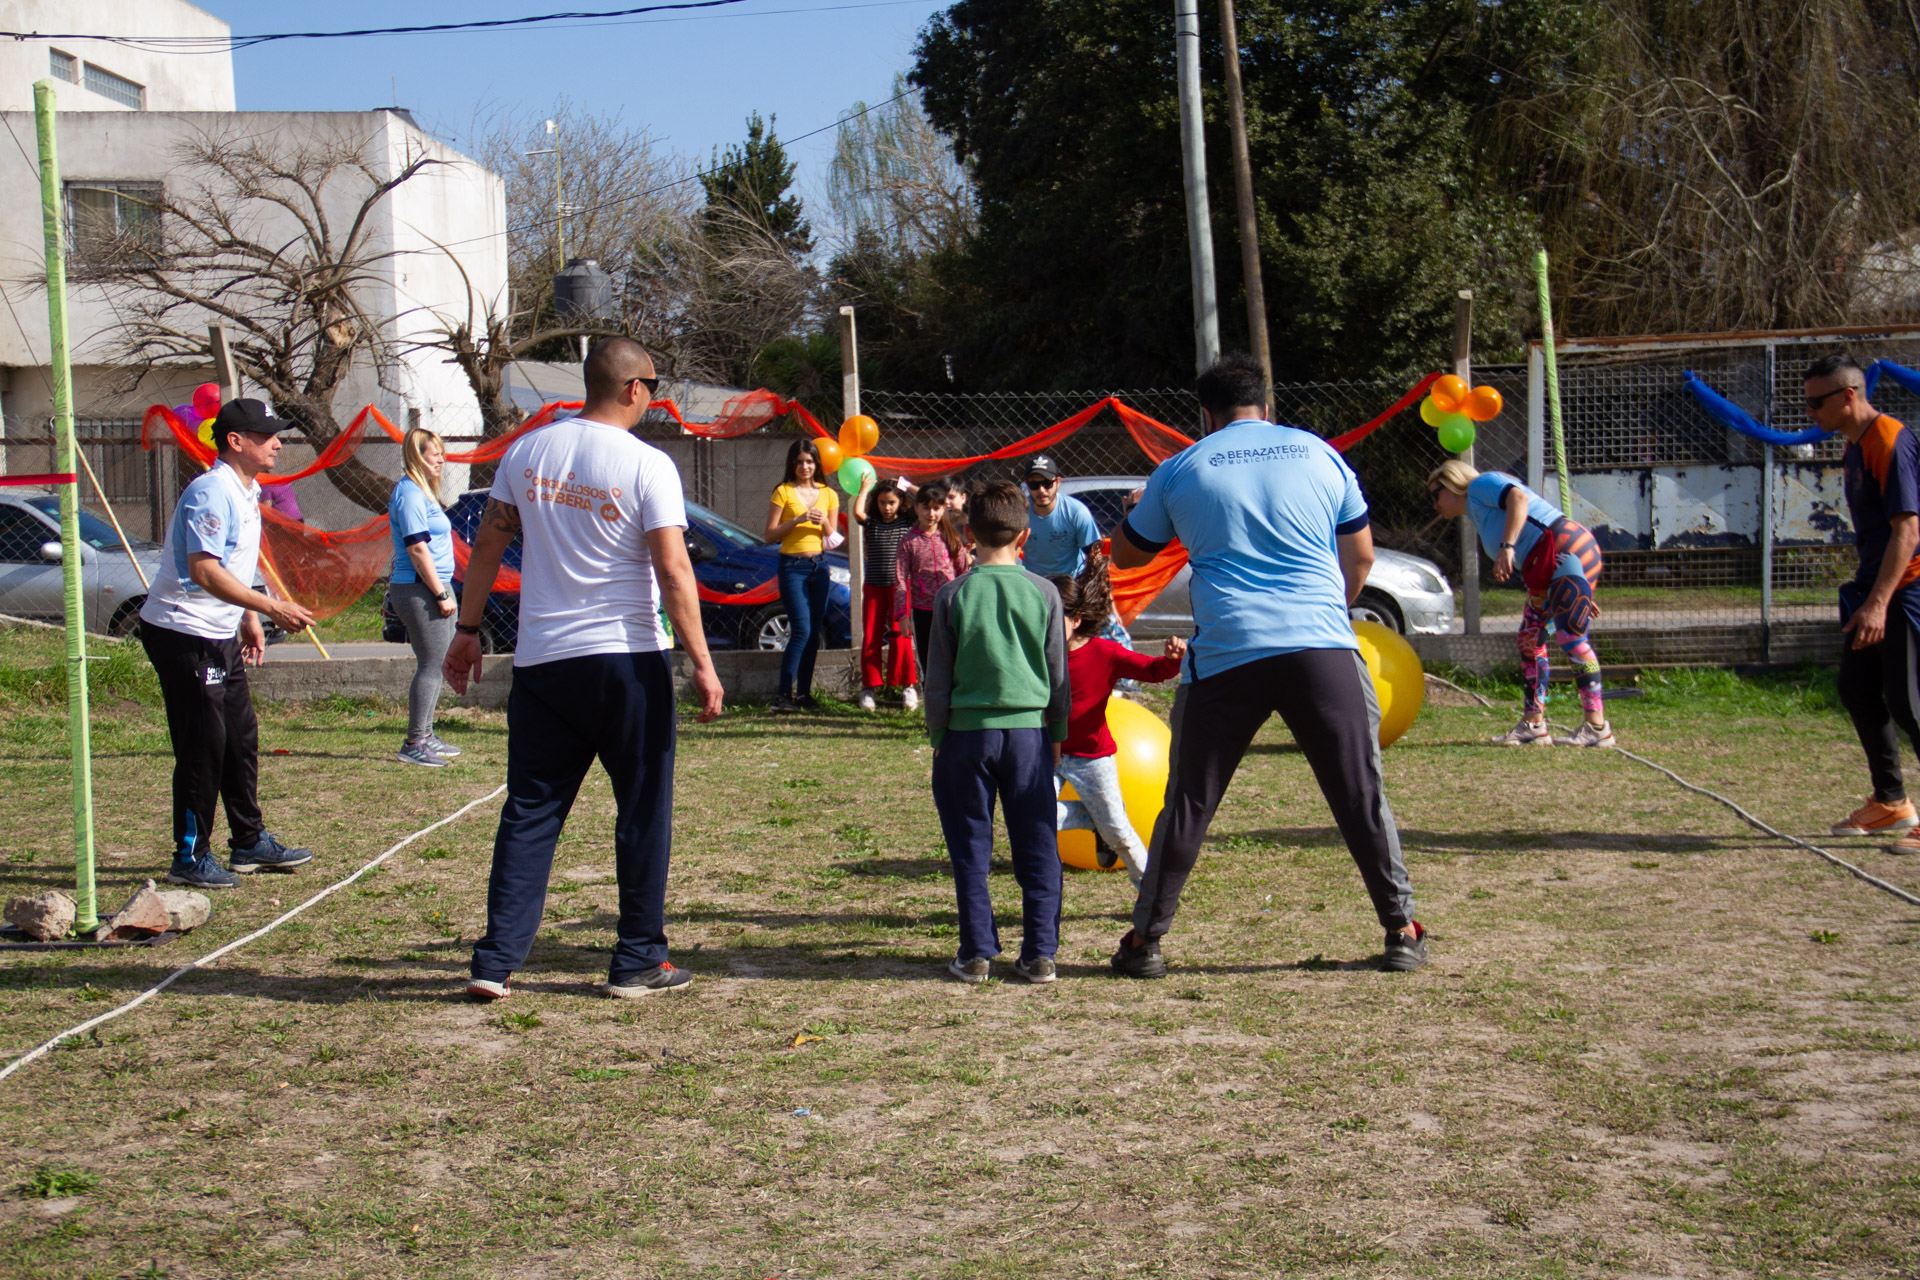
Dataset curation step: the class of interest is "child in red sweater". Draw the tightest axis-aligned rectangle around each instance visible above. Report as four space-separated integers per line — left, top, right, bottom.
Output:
1050 551 1186 885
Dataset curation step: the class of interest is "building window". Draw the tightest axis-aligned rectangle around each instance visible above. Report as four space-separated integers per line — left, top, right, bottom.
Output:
49 49 78 83
65 181 163 271
81 63 143 109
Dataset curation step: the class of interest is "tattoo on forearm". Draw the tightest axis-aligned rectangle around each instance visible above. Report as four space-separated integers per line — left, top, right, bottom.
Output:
482 499 521 535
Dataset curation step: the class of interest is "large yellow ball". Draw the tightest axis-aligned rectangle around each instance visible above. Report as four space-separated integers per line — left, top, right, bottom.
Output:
1352 619 1424 747
1058 695 1172 872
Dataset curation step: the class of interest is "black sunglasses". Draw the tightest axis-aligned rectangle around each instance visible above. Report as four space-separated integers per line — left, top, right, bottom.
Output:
628 375 661 395
1805 386 1848 413
1026 477 1056 490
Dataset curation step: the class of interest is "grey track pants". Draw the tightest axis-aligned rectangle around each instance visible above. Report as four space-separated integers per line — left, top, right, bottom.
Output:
388 581 453 741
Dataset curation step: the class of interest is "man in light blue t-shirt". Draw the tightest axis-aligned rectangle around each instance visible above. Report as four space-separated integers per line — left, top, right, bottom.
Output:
1106 354 1424 979
1021 454 1101 579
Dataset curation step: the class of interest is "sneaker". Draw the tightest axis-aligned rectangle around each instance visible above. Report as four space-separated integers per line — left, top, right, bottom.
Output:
901 686 920 711
1831 797 1919 837
397 740 448 768
1110 930 1167 980
1382 922 1428 972
1886 830 1920 855
1094 834 1119 871
948 956 992 984
1555 721 1616 748
1011 955 1057 984
1494 718 1553 747
167 854 239 891
795 694 822 711
599 962 694 998
424 733 462 758
858 688 877 712
465 976 511 1002
770 694 798 714
227 832 314 874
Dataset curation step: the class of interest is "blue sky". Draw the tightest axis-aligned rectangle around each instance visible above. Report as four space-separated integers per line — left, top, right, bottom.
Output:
197 1 951 209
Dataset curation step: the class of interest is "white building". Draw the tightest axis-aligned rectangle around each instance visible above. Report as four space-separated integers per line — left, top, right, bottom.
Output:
0 1 509 531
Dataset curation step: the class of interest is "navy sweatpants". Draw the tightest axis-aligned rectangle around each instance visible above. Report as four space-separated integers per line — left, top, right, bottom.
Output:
931 727 1061 964
470 651 677 985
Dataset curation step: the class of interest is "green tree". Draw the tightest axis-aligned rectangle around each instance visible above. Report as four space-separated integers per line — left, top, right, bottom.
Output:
702 112 812 256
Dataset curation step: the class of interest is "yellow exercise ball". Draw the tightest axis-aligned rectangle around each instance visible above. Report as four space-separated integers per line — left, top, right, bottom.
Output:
1058 695 1171 872
1352 619 1424 747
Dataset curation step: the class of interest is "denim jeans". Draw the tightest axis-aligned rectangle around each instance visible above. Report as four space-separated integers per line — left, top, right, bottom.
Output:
777 553 831 698
1056 751 1146 884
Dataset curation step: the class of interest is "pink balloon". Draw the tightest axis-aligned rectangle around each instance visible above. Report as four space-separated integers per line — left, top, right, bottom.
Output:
191 382 221 420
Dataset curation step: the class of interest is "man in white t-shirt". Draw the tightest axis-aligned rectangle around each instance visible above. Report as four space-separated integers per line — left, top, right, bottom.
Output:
444 337 724 1001
139 398 317 890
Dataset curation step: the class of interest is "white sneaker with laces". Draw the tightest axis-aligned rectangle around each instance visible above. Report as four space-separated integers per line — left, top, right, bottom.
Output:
1494 718 1552 747
1555 721 1616 748
857 689 877 712
901 686 919 711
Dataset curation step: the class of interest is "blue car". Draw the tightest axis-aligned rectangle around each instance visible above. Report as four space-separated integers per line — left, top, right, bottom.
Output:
445 489 851 654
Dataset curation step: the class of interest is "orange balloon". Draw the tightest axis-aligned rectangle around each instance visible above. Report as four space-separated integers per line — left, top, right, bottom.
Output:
1431 374 1469 415
839 414 879 458
815 437 845 473
1465 385 1504 422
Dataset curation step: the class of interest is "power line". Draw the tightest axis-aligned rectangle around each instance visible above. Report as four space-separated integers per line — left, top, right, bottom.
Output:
5 1 760 52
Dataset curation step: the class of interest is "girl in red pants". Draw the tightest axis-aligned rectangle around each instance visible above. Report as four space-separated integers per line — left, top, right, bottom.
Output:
853 472 919 710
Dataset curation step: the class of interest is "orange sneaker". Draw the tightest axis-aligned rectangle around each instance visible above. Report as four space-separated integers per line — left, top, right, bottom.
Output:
1886 830 1920 855
1830 798 1919 837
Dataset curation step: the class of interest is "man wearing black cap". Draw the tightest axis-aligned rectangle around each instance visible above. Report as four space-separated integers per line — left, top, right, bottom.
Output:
1021 454 1101 580
139 398 317 890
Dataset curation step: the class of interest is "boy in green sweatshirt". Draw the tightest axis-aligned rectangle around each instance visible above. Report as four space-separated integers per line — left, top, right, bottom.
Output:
924 479 1073 984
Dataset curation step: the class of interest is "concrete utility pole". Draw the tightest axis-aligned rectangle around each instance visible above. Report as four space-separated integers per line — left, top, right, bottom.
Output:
838 305 864 661
1217 0 1270 390
1452 290 1480 634
1175 0 1220 377
208 324 238 402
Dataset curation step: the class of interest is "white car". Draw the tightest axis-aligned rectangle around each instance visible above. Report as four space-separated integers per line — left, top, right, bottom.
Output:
1058 476 1455 638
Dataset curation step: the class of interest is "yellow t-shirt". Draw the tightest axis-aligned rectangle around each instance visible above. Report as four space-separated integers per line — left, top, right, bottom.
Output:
771 483 838 555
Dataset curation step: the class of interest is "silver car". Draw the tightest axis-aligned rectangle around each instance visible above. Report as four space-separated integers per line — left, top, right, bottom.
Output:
1058 476 1455 638
0 492 167 636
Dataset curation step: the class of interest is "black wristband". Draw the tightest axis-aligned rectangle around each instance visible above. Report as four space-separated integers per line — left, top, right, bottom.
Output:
456 622 481 635
1500 541 1517 550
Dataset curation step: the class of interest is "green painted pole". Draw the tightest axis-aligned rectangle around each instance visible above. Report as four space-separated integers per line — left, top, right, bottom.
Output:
36 80 97 934
1533 249 1573 512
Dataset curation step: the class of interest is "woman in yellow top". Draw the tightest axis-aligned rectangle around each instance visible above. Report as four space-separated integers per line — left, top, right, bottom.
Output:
763 439 840 712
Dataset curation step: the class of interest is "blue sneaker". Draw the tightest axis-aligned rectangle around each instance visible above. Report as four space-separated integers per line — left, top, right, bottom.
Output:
228 832 314 875
397 741 448 768
423 733 461 758
167 854 239 890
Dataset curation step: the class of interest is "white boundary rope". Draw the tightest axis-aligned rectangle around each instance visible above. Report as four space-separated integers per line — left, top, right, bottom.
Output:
0 784 506 1085
1610 746 1920 908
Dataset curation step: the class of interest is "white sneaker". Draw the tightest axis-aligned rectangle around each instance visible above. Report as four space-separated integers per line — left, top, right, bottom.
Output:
1494 719 1552 747
901 686 919 711
857 689 877 712
465 976 511 1002
1555 721 1616 748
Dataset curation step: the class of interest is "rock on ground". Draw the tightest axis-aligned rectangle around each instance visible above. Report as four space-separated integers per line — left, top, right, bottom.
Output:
98 879 173 940
5 890 77 941
154 889 211 933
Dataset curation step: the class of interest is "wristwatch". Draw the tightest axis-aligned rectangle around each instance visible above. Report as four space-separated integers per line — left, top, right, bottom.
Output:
435 588 453 602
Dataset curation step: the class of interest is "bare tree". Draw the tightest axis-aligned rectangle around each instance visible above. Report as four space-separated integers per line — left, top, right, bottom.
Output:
827 75 975 261
86 121 440 514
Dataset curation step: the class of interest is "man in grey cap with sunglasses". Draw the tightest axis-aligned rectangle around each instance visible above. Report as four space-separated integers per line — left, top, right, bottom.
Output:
140 398 317 890
1021 454 1101 579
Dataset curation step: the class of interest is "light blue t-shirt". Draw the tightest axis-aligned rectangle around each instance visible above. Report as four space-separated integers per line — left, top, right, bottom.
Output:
1024 492 1101 578
1121 419 1368 682
138 460 261 641
388 476 454 584
1465 471 1562 563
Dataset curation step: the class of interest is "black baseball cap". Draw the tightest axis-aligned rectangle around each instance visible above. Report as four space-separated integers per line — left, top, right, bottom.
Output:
1023 454 1061 481
212 398 295 438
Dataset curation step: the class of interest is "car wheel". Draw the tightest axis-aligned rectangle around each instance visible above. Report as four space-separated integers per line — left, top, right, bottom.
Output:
1349 589 1405 633
108 599 144 639
747 604 791 651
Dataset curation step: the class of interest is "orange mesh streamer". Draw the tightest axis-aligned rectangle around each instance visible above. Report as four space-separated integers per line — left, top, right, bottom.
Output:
1109 401 1196 464
807 399 1118 483
450 530 522 595
1109 539 1189 627
258 506 392 621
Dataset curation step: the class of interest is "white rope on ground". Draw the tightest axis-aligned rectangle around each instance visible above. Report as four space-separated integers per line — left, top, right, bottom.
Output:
0 784 507 1085
1423 672 1495 707
1609 746 1920 909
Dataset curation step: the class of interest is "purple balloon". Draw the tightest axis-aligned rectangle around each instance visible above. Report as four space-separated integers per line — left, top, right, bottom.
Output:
172 403 199 425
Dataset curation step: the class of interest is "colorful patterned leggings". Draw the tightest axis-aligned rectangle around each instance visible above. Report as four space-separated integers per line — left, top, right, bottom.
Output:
1518 523 1605 718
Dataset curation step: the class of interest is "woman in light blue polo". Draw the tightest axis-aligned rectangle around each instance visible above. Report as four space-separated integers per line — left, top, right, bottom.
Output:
387 428 461 766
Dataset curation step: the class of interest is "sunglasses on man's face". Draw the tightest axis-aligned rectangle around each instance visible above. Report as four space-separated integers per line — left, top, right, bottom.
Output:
1026 478 1056 491
1805 386 1848 413
629 375 661 395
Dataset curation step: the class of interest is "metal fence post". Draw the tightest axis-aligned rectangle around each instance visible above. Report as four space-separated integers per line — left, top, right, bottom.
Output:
1761 341 1775 662
1453 290 1480 633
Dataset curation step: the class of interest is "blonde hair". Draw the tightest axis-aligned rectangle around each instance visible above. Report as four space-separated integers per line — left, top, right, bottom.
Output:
402 427 446 507
1426 459 1479 496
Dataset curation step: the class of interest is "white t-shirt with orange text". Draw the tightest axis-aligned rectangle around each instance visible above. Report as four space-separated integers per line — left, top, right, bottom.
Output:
489 416 687 667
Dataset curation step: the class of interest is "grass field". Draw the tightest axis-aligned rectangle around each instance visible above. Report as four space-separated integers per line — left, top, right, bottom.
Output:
1 624 1916 1279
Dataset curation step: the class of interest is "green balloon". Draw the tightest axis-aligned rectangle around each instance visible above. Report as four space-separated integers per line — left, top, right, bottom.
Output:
836 455 877 496
1436 415 1476 453
1419 394 1446 428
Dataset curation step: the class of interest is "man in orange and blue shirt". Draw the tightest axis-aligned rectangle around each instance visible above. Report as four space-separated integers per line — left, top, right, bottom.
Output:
1809 353 1920 849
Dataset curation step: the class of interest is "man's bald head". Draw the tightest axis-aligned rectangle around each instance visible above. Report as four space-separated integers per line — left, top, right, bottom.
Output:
583 336 656 401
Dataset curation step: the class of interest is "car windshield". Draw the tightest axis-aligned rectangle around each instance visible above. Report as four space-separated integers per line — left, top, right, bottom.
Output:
25 497 121 551
1069 487 1136 537
687 500 767 549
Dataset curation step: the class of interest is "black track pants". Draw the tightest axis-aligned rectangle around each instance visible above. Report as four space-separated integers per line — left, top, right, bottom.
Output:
1130 648 1415 940
141 622 263 859
1837 617 1920 803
